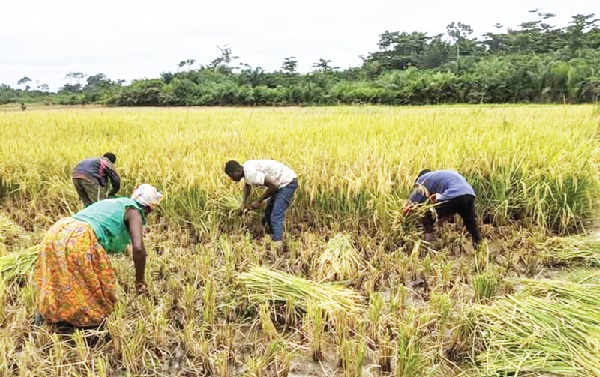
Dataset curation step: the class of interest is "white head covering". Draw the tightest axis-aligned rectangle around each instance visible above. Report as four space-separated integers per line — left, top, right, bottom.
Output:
131 184 164 209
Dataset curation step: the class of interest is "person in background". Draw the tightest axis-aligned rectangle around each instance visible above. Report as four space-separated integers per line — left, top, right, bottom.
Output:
404 169 482 247
225 159 298 252
73 152 121 206
34 184 163 330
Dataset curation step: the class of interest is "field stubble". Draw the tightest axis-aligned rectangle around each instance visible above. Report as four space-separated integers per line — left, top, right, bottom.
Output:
0 105 599 376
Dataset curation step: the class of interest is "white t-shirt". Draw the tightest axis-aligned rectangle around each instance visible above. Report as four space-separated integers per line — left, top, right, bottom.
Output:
243 160 297 188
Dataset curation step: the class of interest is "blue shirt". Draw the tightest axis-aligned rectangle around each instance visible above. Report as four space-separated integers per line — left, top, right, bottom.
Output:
409 170 475 203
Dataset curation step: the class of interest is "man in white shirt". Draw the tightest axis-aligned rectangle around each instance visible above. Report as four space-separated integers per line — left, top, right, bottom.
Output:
225 159 298 251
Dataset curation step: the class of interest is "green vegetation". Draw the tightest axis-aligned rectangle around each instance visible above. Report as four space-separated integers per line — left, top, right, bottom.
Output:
2 12 600 107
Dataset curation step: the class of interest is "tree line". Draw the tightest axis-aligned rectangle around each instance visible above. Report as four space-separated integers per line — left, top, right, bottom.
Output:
2 12 599 106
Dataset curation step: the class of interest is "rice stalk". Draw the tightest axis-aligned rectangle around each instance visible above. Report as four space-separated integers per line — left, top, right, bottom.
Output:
301 300 326 362
395 314 424 377
340 336 366 377
238 265 363 318
0 212 24 248
473 279 600 377
541 236 600 266
314 233 362 281
211 193 243 215
0 245 39 282
521 278 600 305
472 272 499 302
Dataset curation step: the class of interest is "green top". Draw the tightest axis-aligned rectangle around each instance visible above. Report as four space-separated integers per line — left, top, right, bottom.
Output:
73 197 146 254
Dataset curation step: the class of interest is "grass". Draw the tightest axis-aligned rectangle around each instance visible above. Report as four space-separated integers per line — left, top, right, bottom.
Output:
0 105 599 376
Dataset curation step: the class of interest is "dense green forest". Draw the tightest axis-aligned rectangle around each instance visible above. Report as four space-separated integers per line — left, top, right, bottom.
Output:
3 12 599 106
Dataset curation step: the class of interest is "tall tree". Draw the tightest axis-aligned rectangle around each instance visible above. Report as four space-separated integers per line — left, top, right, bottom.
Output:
17 76 32 91
86 73 109 87
281 57 298 75
446 22 474 60
567 13 599 53
418 34 450 68
365 31 431 70
209 45 239 73
65 72 86 86
312 58 337 73
178 59 196 72
483 23 509 53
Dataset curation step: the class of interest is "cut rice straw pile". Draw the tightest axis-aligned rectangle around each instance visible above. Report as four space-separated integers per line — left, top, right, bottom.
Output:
238 265 363 317
0 245 39 282
473 278 600 377
314 233 362 282
541 236 600 266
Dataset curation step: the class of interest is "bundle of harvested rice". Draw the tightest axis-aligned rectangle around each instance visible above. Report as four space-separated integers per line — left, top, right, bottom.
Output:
0 245 39 282
314 233 362 282
211 193 244 214
0 212 25 252
521 278 600 304
541 236 600 266
473 279 600 377
238 266 363 316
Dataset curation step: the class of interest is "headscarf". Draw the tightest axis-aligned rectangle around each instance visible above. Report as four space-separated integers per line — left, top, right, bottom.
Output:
131 184 164 209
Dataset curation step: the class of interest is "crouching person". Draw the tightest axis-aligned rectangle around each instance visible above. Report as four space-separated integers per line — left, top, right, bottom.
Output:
34 184 163 331
404 169 482 247
225 159 298 252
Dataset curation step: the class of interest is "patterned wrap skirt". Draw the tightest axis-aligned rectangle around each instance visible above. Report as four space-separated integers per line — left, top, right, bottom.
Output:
34 217 117 327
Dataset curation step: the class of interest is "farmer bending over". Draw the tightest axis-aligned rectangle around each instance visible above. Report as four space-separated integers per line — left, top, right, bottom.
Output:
34 184 163 331
225 159 298 252
73 152 121 206
404 169 482 246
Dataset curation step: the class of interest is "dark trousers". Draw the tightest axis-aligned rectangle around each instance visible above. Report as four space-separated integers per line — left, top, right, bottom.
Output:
73 177 108 206
422 194 482 245
263 179 298 241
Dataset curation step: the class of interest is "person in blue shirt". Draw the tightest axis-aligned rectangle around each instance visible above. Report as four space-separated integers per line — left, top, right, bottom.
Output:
404 169 482 246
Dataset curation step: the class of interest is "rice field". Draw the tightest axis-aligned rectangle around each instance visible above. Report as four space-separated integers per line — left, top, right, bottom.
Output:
0 105 599 376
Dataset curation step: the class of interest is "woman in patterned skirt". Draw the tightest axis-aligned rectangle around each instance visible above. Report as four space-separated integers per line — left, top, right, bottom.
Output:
34 184 163 328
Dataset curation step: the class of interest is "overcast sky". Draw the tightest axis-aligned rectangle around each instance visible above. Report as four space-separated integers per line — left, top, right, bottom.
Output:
1 0 597 91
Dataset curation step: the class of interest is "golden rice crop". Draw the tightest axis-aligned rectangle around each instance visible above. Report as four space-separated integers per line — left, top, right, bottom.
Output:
473 278 600 377
238 265 363 316
0 245 38 282
0 105 598 376
0 106 598 233
0 212 25 254
541 236 600 266
313 233 362 281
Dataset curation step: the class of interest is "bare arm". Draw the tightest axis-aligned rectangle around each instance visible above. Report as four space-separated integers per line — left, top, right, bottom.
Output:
106 163 121 197
257 179 279 203
249 179 280 209
242 183 252 208
124 208 147 293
